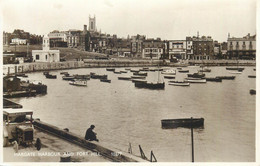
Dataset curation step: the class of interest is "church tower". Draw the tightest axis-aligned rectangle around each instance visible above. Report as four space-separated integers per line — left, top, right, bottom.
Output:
42 35 50 50
89 15 96 32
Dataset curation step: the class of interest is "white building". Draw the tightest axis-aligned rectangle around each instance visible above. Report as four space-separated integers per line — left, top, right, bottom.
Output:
11 38 27 45
32 35 60 62
142 48 163 59
48 31 67 42
168 40 187 60
227 33 256 59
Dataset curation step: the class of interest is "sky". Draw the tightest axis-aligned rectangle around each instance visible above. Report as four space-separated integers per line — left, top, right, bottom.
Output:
1 0 257 42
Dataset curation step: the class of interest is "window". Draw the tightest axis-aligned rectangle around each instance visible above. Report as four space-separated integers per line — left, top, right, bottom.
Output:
243 42 245 45
236 42 239 45
46 55 48 60
36 54 39 60
230 42 233 45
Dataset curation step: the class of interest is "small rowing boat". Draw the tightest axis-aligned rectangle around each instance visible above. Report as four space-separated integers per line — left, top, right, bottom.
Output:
69 80 87 86
185 78 206 83
168 81 190 86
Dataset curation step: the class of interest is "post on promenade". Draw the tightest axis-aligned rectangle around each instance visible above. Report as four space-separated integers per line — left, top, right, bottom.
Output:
191 117 194 162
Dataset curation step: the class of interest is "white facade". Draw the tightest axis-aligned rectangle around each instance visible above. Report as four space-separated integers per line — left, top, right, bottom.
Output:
32 35 60 62
48 32 67 42
11 38 27 45
168 40 187 59
142 48 163 59
227 38 256 51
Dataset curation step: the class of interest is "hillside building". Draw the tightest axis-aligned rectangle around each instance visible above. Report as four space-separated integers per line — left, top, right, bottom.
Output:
32 35 60 62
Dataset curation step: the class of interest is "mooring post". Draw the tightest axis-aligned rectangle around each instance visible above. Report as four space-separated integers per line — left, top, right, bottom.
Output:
191 117 194 162
128 143 132 154
150 150 157 162
139 145 147 160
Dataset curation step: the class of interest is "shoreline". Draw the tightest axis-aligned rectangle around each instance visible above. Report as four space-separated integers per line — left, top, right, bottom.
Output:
3 59 256 75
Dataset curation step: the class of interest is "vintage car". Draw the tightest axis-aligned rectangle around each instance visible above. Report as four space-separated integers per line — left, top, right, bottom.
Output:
3 109 40 149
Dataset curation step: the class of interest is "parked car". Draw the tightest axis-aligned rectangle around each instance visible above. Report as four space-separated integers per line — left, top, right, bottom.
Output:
3 109 41 150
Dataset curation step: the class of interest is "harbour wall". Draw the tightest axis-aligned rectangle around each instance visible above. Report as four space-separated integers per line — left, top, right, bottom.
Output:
3 59 256 75
33 119 147 162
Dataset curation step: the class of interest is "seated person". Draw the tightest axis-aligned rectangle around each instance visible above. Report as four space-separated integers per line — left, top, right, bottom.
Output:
85 125 99 142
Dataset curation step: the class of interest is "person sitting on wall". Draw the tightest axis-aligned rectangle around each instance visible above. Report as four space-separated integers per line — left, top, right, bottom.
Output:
85 125 99 142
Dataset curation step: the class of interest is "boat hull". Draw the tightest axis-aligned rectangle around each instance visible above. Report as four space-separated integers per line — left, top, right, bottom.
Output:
185 78 206 83
226 67 244 71
135 82 165 89
161 118 204 129
168 82 190 86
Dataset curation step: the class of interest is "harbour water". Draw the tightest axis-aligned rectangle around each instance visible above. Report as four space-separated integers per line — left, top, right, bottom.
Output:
11 66 256 162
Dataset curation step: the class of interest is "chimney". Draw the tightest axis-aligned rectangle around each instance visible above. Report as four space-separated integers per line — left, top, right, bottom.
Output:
84 25 87 33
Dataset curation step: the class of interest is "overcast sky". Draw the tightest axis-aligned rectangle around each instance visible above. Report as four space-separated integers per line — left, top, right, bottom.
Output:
1 0 256 42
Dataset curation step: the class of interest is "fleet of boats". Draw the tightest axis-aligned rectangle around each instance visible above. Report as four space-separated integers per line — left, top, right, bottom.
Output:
33 66 252 91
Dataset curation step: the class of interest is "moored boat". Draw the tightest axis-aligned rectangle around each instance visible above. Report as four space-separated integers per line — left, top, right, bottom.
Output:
118 76 132 80
20 81 47 94
45 73 57 79
187 72 205 78
131 75 146 79
135 82 165 89
106 68 115 72
3 90 37 98
130 69 140 72
114 71 121 74
164 75 175 79
62 75 75 81
161 118 204 129
69 80 87 86
90 74 108 79
199 68 211 72
120 70 128 73
248 75 256 78
226 67 245 71
15 73 28 78
205 77 222 82
185 78 206 83
60 72 69 75
100 79 111 83
73 74 90 80
161 69 176 75
216 76 235 80
133 72 148 76
229 71 242 74
131 79 147 83
250 89 256 95
168 81 190 86
140 67 149 71
178 69 189 73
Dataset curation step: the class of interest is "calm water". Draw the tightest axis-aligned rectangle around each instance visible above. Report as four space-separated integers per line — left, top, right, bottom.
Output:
12 66 256 162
